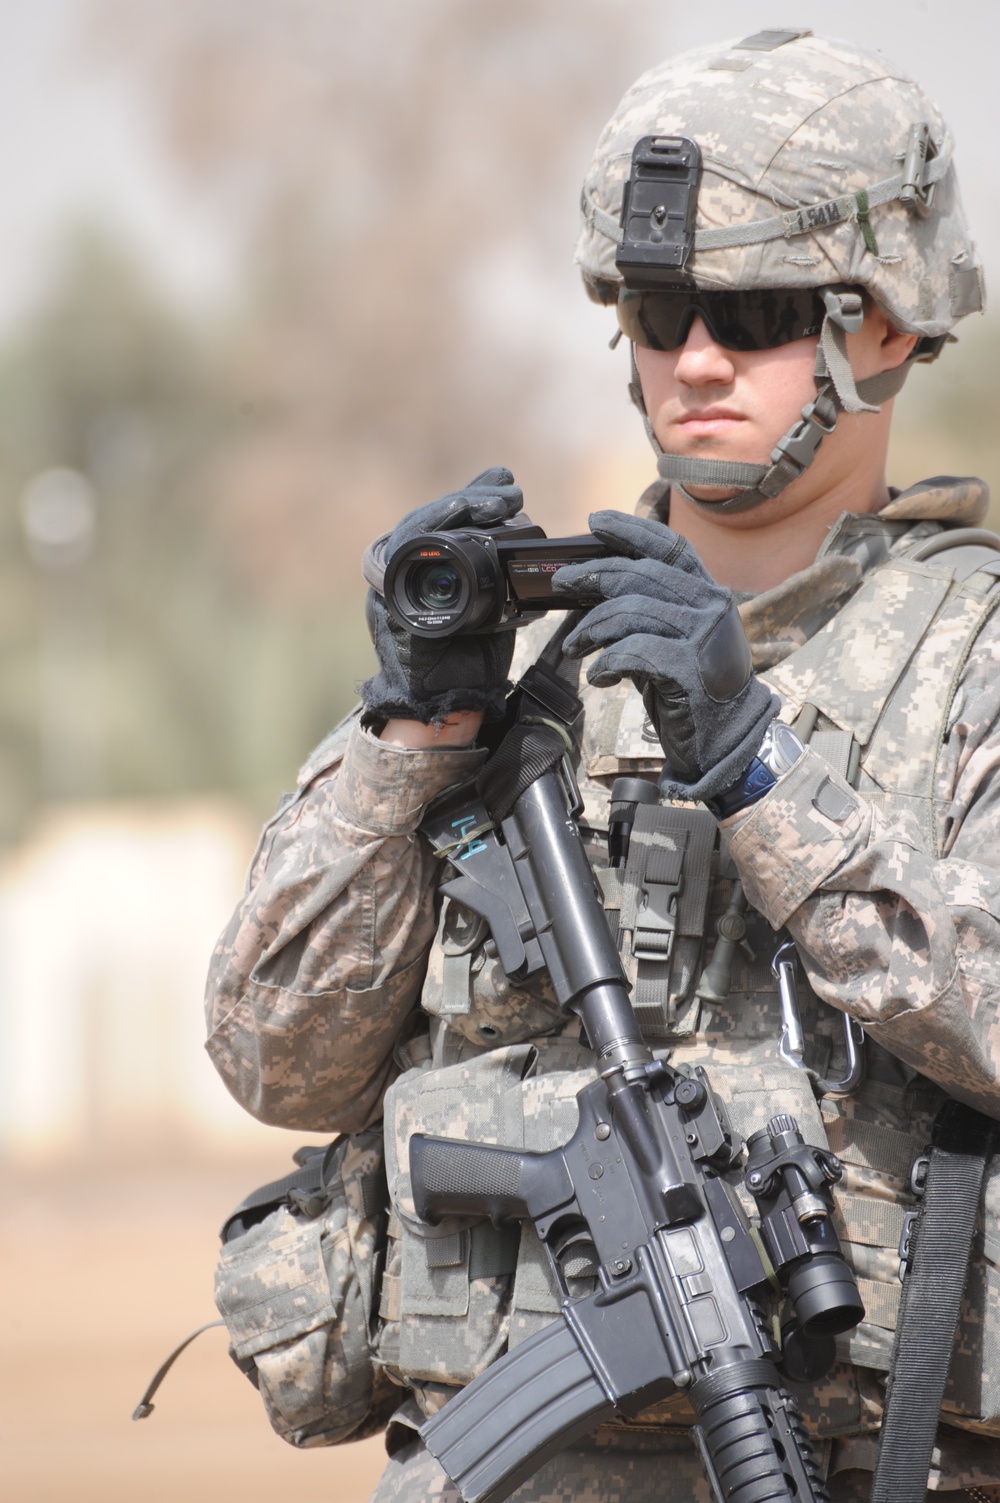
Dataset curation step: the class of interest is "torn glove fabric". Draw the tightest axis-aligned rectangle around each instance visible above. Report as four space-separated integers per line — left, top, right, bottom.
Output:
554 509 778 801
361 467 522 723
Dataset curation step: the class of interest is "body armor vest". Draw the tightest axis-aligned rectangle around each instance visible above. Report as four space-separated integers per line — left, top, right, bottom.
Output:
377 523 1000 1445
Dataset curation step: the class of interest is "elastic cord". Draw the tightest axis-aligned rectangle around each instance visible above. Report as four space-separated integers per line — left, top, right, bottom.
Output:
584 133 954 257
628 341 664 457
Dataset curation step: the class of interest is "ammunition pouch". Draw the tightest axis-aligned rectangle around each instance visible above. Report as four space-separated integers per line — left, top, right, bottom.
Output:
214 1129 398 1447
602 803 717 1042
377 1038 595 1390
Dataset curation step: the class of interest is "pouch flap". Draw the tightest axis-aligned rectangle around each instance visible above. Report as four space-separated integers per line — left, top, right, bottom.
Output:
686 1059 828 1155
620 804 716 940
384 1044 538 1324
384 1043 538 1218
215 1210 338 1361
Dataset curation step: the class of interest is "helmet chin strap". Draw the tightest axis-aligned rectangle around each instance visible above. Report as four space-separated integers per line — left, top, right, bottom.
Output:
630 290 912 515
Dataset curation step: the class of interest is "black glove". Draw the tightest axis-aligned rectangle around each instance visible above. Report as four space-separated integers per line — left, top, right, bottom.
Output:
554 509 777 800
361 467 523 723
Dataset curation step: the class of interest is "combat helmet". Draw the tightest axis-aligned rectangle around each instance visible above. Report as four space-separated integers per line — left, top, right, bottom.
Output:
576 29 985 511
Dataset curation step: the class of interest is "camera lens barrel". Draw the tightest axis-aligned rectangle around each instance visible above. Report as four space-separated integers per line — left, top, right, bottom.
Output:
378 521 608 637
410 560 464 612
383 532 505 638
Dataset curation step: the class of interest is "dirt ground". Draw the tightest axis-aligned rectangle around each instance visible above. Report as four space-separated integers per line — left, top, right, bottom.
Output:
1 1160 388 1503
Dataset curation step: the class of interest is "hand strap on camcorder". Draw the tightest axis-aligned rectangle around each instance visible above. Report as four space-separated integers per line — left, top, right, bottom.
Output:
475 617 584 819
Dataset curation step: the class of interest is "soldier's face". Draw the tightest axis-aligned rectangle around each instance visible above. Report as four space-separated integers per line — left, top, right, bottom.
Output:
637 314 815 459
635 306 916 511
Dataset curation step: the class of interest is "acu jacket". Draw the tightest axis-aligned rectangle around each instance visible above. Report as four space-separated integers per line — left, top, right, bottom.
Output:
205 475 1000 1494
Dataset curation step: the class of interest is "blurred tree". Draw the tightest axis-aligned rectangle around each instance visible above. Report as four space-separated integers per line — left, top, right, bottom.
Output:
91 0 658 594
5 0 669 840
4 0 995 844
0 228 372 839
889 316 1000 521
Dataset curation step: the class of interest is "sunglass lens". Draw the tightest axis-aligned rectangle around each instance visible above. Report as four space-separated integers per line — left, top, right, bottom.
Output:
617 289 827 352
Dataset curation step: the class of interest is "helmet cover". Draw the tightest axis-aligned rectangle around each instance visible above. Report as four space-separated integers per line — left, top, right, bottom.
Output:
576 31 984 339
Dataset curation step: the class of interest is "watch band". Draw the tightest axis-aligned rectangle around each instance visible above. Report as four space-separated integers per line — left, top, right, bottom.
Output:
704 720 805 819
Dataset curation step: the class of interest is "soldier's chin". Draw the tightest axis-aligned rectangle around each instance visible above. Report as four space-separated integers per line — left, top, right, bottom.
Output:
676 482 746 505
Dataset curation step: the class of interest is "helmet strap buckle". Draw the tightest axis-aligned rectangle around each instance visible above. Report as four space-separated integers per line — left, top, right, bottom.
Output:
821 287 864 334
769 387 838 477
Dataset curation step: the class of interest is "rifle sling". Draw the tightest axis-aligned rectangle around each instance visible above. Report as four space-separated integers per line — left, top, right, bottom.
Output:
869 1099 996 1502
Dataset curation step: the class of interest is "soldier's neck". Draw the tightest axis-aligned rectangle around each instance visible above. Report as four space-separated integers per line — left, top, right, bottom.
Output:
668 464 891 594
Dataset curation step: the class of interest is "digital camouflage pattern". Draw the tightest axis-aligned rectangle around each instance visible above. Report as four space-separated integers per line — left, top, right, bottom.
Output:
574 32 985 338
206 721 487 1132
366 1426 1000 1503
213 1128 399 1447
369 1425 717 1503
204 474 1000 1493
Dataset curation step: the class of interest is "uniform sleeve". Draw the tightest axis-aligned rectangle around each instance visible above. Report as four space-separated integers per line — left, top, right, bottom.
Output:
204 719 487 1132
726 616 1000 1119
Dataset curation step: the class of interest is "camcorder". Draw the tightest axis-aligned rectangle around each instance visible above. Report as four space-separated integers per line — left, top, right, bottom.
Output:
364 516 609 639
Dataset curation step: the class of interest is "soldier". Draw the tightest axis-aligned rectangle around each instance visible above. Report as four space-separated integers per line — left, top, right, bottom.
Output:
205 31 1000 1503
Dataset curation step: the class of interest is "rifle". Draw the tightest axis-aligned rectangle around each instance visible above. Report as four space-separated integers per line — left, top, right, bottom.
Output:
411 678 864 1503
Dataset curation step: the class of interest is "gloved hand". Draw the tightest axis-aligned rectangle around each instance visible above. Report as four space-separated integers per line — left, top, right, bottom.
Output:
361 466 523 723
554 510 777 800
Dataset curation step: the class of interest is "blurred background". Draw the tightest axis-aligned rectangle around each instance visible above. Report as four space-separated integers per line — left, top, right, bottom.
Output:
2 3 998 1500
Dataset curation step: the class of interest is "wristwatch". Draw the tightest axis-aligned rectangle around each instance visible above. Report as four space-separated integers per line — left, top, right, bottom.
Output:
705 720 805 820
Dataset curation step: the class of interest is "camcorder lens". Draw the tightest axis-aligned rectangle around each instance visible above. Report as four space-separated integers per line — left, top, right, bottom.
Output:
381 520 606 637
410 560 463 612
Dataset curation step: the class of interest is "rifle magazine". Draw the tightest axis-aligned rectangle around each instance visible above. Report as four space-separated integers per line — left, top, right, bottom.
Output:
420 1314 613 1503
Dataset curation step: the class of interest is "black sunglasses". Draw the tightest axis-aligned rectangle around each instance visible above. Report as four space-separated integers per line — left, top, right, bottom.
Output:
617 286 830 353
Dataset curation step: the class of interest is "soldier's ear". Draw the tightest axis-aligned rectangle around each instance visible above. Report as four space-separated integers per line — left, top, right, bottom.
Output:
863 301 918 373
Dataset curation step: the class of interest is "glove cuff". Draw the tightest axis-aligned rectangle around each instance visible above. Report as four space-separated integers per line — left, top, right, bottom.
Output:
658 693 780 804
359 674 512 725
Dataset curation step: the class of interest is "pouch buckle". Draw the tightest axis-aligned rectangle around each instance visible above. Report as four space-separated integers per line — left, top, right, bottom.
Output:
633 879 679 961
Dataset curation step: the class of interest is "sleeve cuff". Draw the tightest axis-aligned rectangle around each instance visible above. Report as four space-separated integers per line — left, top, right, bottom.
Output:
333 721 488 835
725 746 868 928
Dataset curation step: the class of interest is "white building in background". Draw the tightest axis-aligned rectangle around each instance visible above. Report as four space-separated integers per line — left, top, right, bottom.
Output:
0 799 293 1163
